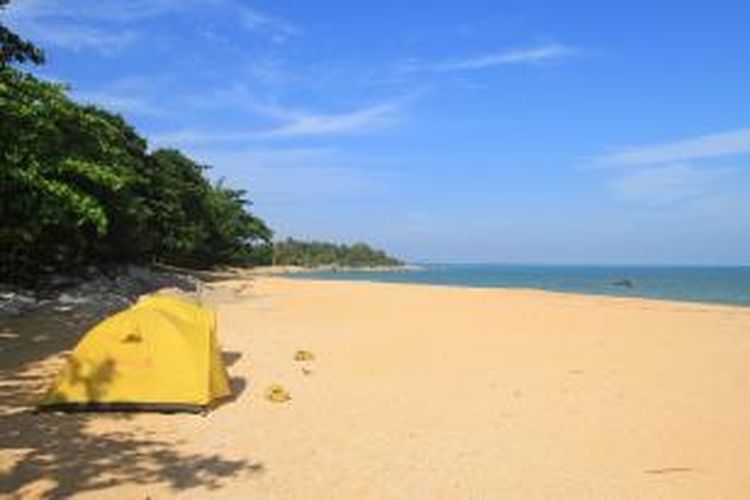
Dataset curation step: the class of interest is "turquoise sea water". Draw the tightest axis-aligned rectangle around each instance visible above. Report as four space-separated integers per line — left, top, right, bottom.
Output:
290 264 750 307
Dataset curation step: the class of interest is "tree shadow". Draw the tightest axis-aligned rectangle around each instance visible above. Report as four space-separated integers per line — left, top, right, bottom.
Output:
0 411 263 498
0 305 262 498
0 303 101 409
44 356 117 404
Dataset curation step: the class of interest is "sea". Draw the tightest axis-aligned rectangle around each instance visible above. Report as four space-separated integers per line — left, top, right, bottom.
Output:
290 264 750 307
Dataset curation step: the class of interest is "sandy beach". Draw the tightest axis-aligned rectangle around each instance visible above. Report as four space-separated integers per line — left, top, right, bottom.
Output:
2 277 750 498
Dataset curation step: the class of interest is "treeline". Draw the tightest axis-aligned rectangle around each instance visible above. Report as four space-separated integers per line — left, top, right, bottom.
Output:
1 6 272 284
273 238 402 268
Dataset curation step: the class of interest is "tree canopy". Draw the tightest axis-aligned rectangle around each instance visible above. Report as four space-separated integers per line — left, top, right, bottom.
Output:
1 9 272 283
273 238 402 268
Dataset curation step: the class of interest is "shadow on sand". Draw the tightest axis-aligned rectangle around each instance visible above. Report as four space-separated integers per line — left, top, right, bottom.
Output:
0 305 261 498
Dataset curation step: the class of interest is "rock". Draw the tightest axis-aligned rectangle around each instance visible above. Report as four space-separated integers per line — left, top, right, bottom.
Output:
58 293 90 305
47 274 81 289
612 279 635 288
0 291 39 317
0 265 200 319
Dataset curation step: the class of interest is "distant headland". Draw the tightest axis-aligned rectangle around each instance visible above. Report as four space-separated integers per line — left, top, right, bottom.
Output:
268 238 407 270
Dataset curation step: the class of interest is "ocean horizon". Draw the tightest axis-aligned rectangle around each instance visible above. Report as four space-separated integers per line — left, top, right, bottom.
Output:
290 264 750 307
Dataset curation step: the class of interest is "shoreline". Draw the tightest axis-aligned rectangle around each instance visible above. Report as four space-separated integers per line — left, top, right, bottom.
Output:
268 275 750 312
6 263 744 316
281 275 750 310
243 263 424 275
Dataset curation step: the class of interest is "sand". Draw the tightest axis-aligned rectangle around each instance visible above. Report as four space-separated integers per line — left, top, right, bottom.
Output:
2 277 750 498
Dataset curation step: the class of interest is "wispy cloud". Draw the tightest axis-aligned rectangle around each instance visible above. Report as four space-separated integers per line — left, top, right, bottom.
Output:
151 129 247 148
262 101 402 137
45 25 138 53
4 0 294 52
611 163 731 206
4 16 139 53
72 77 167 116
74 91 162 117
239 7 300 43
188 147 390 206
152 99 406 147
432 43 577 72
593 127 750 211
6 0 222 22
4 0 168 53
593 127 750 167
186 146 398 242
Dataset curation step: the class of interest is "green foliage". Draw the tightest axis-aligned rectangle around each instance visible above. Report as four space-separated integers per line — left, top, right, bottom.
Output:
137 149 272 268
1 29 271 281
1 67 140 274
273 238 401 268
0 1 45 66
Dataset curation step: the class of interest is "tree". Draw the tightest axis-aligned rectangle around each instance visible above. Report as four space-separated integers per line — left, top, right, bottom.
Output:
195 182 273 266
273 238 401 268
1 67 144 278
136 149 213 263
135 150 272 268
0 0 45 67
1 3 274 283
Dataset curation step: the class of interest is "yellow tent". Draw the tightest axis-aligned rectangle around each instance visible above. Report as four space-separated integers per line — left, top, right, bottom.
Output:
39 294 231 413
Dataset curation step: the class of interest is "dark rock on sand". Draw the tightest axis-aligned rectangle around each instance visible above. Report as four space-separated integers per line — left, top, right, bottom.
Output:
0 265 199 319
612 279 635 288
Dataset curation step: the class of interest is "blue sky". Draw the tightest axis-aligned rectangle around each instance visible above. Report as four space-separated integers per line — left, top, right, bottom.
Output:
5 0 750 264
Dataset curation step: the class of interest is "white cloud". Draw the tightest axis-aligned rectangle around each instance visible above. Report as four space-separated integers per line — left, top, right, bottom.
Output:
244 57 291 85
149 127 261 147
263 101 401 137
74 91 161 116
239 7 300 43
611 163 730 206
432 43 576 71
4 0 148 52
594 127 750 166
152 99 405 147
72 77 167 116
4 0 293 52
592 127 750 216
4 17 139 53
5 0 219 22
188 147 389 206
